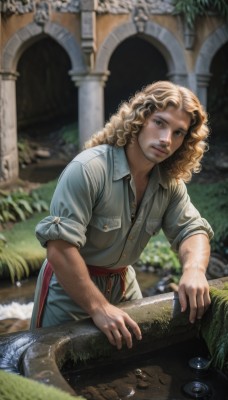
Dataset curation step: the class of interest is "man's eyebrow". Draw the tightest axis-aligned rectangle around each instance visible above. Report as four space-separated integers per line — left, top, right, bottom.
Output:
154 114 188 133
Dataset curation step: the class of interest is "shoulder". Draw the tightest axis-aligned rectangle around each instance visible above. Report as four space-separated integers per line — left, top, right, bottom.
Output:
73 144 113 166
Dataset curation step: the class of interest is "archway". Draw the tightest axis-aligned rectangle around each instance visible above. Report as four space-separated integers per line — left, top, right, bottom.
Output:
16 36 78 181
17 37 77 132
105 36 168 121
195 24 228 107
0 22 85 183
207 42 228 141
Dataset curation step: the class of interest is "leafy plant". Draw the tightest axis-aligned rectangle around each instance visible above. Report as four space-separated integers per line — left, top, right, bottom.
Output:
187 181 228 254
173 0 228 28
18 138 35 166
138 233 181 277
0 188 48 225
0 235 29 283
60 123 78 146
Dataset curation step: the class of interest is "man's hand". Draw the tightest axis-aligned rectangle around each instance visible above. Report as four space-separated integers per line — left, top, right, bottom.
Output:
178 234 211 324
91 304 142 350
178 267 211 323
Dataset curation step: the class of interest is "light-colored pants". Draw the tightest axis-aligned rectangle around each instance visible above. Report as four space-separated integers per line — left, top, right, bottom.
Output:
30 260 142 329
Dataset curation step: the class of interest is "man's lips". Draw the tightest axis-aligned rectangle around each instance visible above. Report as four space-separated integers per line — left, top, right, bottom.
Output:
151 145 169 155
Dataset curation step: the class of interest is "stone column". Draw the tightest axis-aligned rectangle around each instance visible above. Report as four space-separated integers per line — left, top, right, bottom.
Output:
166 72 189 88
196 73 212 109
70 72 109 148
0 71 19 184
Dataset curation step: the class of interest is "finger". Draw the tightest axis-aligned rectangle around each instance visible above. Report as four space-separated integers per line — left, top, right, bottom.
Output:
203 290 211 311
188 291 197 324
111 329 124 350
103 328 118 348
178 286 188 313
124 315 142 341
196 291 205 320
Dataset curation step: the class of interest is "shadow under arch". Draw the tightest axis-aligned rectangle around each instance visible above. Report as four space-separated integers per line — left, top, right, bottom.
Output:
104 35 168 120
95 20 187 84
2 21 86 74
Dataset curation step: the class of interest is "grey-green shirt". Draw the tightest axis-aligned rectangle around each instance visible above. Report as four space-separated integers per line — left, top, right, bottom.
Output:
36 144 213 267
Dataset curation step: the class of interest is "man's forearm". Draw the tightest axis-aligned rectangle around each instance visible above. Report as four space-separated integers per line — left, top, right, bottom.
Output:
179 233 211 273
178 233 211 323
47 239 109 316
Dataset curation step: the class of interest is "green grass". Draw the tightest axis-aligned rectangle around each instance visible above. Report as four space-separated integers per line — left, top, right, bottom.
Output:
187 180 228 252
0 180 57 282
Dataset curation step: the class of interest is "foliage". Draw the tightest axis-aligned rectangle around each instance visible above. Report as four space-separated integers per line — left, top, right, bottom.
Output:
18 138 35 166
187 181 228 254
0 187 48 225
0 235 29 283
138 232 181 278
60 123 78 146
0 369 85 400
0 180 57 283
0 212 47 283
201 285 228 373
172 0 228 28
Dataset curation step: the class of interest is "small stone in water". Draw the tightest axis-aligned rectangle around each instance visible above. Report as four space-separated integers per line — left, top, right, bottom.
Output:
136 380 149 389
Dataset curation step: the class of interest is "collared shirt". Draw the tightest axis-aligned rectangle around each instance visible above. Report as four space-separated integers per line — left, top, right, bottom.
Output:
35 144 213 268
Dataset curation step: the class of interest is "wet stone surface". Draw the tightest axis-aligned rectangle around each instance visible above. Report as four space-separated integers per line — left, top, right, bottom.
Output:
62 339 228 400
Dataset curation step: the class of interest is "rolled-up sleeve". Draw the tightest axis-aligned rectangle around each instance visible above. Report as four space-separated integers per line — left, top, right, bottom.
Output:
35 160 97 248
162 180 214 252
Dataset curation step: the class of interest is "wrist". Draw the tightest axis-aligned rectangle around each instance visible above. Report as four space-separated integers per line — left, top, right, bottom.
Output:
182 263 206 274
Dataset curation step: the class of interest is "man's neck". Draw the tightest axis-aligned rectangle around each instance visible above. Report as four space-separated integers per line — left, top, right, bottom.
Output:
125 142 155 178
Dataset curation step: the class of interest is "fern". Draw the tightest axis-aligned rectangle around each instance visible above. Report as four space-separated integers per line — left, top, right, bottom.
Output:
173 0 228 28
0 241 29 283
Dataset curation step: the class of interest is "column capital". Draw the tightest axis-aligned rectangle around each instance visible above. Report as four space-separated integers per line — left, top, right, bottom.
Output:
69 71 110 87
0 70 19 80
197 73 212 88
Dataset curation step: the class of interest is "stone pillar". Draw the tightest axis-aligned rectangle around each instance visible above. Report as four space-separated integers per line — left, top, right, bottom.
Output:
70 72 109 148
0 71 19 184
166 71 189 88
196 73 212 109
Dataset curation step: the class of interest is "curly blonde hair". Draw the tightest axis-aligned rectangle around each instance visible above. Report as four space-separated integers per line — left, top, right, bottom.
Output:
85 81 209 182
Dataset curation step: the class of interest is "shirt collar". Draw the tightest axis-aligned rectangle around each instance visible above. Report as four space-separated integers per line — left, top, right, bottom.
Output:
113 146 131 181
112 145 168 189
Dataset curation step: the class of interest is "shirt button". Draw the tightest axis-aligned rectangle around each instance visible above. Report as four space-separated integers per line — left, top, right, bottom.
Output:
103 224 108 231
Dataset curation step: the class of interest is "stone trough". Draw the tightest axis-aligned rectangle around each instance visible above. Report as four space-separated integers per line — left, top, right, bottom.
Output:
1 277 228 399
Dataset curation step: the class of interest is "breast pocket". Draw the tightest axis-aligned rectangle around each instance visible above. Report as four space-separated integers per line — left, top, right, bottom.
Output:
87 216 122 249
140 219 162 250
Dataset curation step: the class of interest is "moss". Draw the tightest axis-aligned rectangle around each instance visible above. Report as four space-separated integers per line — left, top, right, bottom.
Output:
0 370 85 400
201 286 228 373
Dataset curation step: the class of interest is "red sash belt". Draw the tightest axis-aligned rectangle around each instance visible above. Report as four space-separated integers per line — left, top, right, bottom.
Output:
87 265 128 299
35 262 128 328
36 261 53 328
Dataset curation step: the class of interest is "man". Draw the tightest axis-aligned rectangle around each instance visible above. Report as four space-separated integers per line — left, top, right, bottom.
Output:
31 81 213 351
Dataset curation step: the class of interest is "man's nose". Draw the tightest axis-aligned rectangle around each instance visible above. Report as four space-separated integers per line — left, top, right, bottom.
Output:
159 129 172 144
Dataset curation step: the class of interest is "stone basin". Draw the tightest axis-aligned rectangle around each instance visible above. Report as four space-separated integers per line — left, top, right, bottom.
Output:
1 277 228 398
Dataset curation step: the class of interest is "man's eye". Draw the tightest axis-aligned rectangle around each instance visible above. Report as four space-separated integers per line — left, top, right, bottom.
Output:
175 130 185 137
154 119 162 126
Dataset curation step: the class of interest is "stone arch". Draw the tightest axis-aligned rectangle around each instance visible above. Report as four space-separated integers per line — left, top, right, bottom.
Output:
196 24 228 75
195 24 228 107
0 22 86 183
2 21 86 73
95 20 187 84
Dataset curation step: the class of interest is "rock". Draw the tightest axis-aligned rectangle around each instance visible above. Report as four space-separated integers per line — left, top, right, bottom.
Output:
35 149 51 158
